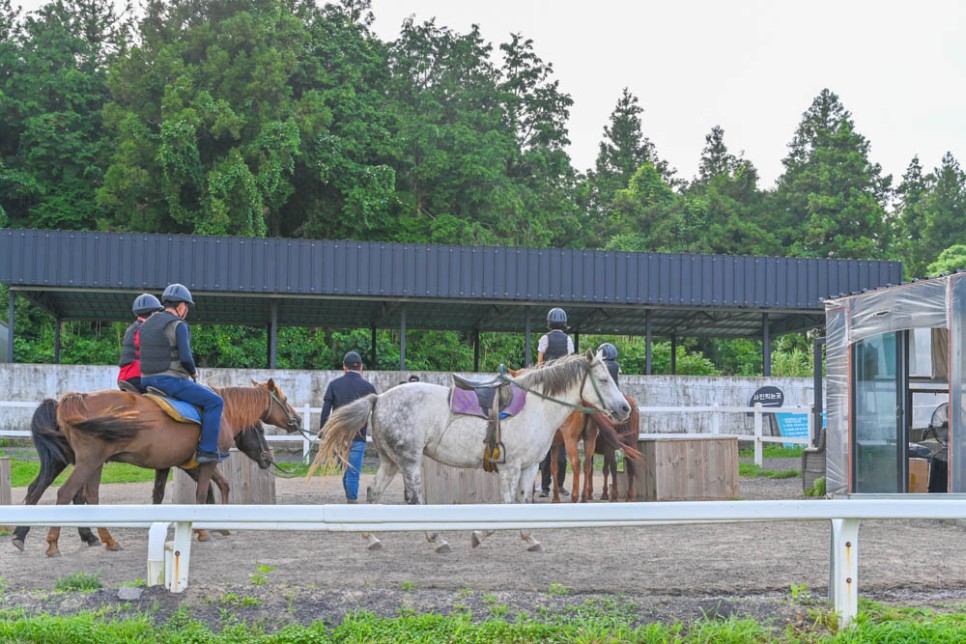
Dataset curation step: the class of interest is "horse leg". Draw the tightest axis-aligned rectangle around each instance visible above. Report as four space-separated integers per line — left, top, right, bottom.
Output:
625 457 637 502
473 466 521 549
601 451 614 500
563 432 581 504
12 459 97 550
360 459 399 551
397 462 449 553
582 425 598 503
209 469 232 537
82 466 121 551
46 460 102 557
550 433 564 503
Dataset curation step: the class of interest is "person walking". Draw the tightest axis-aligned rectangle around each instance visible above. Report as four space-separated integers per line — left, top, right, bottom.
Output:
537 307 574 497
140 284 228 464
319 351 377 503
117 293 163 394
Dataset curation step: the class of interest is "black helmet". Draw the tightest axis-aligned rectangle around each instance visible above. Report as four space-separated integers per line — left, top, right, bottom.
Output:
547 307 567 329
161 283 194 306
132 293 162 317
598 342 618 361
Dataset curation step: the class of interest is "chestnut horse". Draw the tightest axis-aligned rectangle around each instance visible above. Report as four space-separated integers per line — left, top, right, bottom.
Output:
548 394 641 503
39 379 301 557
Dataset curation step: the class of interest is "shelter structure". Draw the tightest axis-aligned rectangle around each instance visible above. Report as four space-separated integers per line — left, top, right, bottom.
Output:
2 229 901 372
825 274 966 495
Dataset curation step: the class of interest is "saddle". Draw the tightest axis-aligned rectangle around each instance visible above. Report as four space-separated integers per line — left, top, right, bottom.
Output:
144 387 203 426
449 367 526 473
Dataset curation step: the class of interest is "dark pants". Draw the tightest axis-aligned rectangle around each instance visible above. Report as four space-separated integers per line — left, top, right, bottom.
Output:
142 375 224 453
540 444 567 492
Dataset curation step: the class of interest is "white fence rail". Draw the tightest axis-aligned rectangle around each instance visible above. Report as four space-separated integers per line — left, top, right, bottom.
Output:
3 498 963 628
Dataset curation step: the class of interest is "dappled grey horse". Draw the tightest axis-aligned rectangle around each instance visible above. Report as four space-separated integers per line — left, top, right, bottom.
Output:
311 350 630 552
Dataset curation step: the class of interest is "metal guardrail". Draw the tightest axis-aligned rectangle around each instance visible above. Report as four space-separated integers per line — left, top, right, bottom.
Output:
4 498 965 628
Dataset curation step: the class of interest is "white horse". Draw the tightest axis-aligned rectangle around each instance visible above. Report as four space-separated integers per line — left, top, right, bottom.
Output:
311 350 631 552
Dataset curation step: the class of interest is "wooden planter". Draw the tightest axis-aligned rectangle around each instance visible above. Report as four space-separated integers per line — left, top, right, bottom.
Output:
617 435 739 501
172 448 276 505
421 458 503 504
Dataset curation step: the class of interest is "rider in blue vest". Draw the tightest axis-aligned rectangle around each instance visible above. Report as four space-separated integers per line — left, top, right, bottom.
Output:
140 284 228 464
537 307 574 497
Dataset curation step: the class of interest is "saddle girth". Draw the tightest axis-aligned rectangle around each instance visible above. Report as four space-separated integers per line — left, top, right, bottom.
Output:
482 393 506 473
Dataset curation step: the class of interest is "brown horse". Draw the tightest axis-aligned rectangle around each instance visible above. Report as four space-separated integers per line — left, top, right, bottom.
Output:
40 379 301 557
549 394 641 503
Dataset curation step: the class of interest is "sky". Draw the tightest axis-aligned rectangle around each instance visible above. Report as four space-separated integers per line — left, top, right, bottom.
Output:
13 0 966 189
368 0 966 188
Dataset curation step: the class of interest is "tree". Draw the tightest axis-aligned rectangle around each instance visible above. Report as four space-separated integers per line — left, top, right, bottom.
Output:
927 244 966 276
768 89 894 259
920 153 966 271
0 0 129 230
895 156 933 278
583 88 673 237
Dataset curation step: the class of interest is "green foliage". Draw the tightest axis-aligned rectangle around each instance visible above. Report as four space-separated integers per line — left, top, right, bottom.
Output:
805 476 827 497
926 244 966 277
54 572 103 592
739 462 800 479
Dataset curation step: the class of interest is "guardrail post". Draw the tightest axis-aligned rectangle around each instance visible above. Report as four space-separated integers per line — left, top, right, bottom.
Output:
829 518 860 629
753 403 763 467
147 522 170 586
164 521 193 593
302 404 312 462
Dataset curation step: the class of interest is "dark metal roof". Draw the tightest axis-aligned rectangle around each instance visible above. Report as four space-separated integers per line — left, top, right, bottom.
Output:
0 229 903 338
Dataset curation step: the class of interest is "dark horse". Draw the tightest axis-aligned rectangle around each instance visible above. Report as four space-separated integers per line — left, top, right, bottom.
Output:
24 379 301 557
11 399 275 552
594 394 641 501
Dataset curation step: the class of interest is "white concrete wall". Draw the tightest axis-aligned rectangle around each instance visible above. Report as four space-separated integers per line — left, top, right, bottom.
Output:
0 363 816 437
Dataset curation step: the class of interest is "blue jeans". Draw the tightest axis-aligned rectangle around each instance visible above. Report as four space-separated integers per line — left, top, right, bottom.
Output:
142 375 224 453
343 440 366 501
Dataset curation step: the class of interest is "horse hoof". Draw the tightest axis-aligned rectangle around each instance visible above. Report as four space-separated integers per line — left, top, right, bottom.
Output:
527 543 543 552
105 542 123 552
367 540 383 551
196 531 210 542
471 531 484 548
11 538 24 552
217 530 231 537
45 548 61 558
435 543 452 554
84 536 101 547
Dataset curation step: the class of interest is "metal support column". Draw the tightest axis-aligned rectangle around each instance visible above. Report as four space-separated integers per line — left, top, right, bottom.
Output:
670 334 677 375
399 307 407 371
645 310 653 375
573 332 579 354
370 326 377 369
54 319 62 364
524 308 532 367
762 313 771 377
473 330 480 372
813 336 826 446
6 290 14 363
267 302 278 368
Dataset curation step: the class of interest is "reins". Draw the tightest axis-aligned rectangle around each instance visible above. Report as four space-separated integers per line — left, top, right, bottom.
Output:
497 360 609 415
261 389 314 478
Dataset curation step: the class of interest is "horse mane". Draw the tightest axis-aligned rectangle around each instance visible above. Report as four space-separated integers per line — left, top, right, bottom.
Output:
214 386 268 429
514 353 589 397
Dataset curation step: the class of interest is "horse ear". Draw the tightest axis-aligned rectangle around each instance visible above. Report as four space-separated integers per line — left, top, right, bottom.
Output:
251 378 259 387
585 349 595 361
267 378 276 390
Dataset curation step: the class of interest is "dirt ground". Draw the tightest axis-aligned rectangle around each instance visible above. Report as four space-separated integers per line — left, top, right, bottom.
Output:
3 457 966 632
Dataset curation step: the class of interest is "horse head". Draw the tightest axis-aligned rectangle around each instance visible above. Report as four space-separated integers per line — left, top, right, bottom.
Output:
582 350 631 422
252 378 303 432
235 420 273 470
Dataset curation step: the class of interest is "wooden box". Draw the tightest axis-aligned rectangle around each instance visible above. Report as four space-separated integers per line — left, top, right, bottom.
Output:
617 435 739 501
421 458 503 504
908 457 930 493
173 448 276 505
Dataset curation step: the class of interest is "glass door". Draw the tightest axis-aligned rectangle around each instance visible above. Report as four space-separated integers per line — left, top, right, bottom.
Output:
852 331 908 492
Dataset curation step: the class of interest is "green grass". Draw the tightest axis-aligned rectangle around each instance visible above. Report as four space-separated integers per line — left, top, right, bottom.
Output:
54 572 103 592
1 452 165 487
739 462 801 479
738 445 804 459
4 602 966 642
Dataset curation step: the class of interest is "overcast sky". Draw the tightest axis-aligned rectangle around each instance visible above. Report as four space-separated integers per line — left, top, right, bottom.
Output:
14 0 966 189
369 0 966 188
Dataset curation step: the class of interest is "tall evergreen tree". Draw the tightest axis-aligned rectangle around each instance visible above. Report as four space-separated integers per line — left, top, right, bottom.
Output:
921 152 966 271
768 89 893 259
895 156 933 278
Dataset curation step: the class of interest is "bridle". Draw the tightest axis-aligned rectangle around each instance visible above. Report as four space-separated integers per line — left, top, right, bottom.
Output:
498 359 611 415
261 389 315 477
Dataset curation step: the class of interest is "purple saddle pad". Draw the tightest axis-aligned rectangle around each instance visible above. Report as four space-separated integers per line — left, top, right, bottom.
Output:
450 385 526 419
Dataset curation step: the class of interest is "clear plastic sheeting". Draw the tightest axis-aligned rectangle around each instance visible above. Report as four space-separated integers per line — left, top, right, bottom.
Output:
824 274 961 496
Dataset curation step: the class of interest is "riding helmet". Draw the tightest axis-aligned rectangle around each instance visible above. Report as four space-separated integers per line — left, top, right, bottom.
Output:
161 283 194 306
547 307 568 329
132 293 162 317
598 342 618 361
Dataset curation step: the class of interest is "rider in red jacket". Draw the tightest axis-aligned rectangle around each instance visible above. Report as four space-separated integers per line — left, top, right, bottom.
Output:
118 293 163 393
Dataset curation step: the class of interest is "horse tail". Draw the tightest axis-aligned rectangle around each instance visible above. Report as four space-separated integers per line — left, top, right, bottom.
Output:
592 399 642 461
306 394 377 480
57 393 150 441
30 398 75 474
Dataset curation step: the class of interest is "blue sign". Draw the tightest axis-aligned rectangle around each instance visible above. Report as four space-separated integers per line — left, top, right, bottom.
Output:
774 413 810 448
